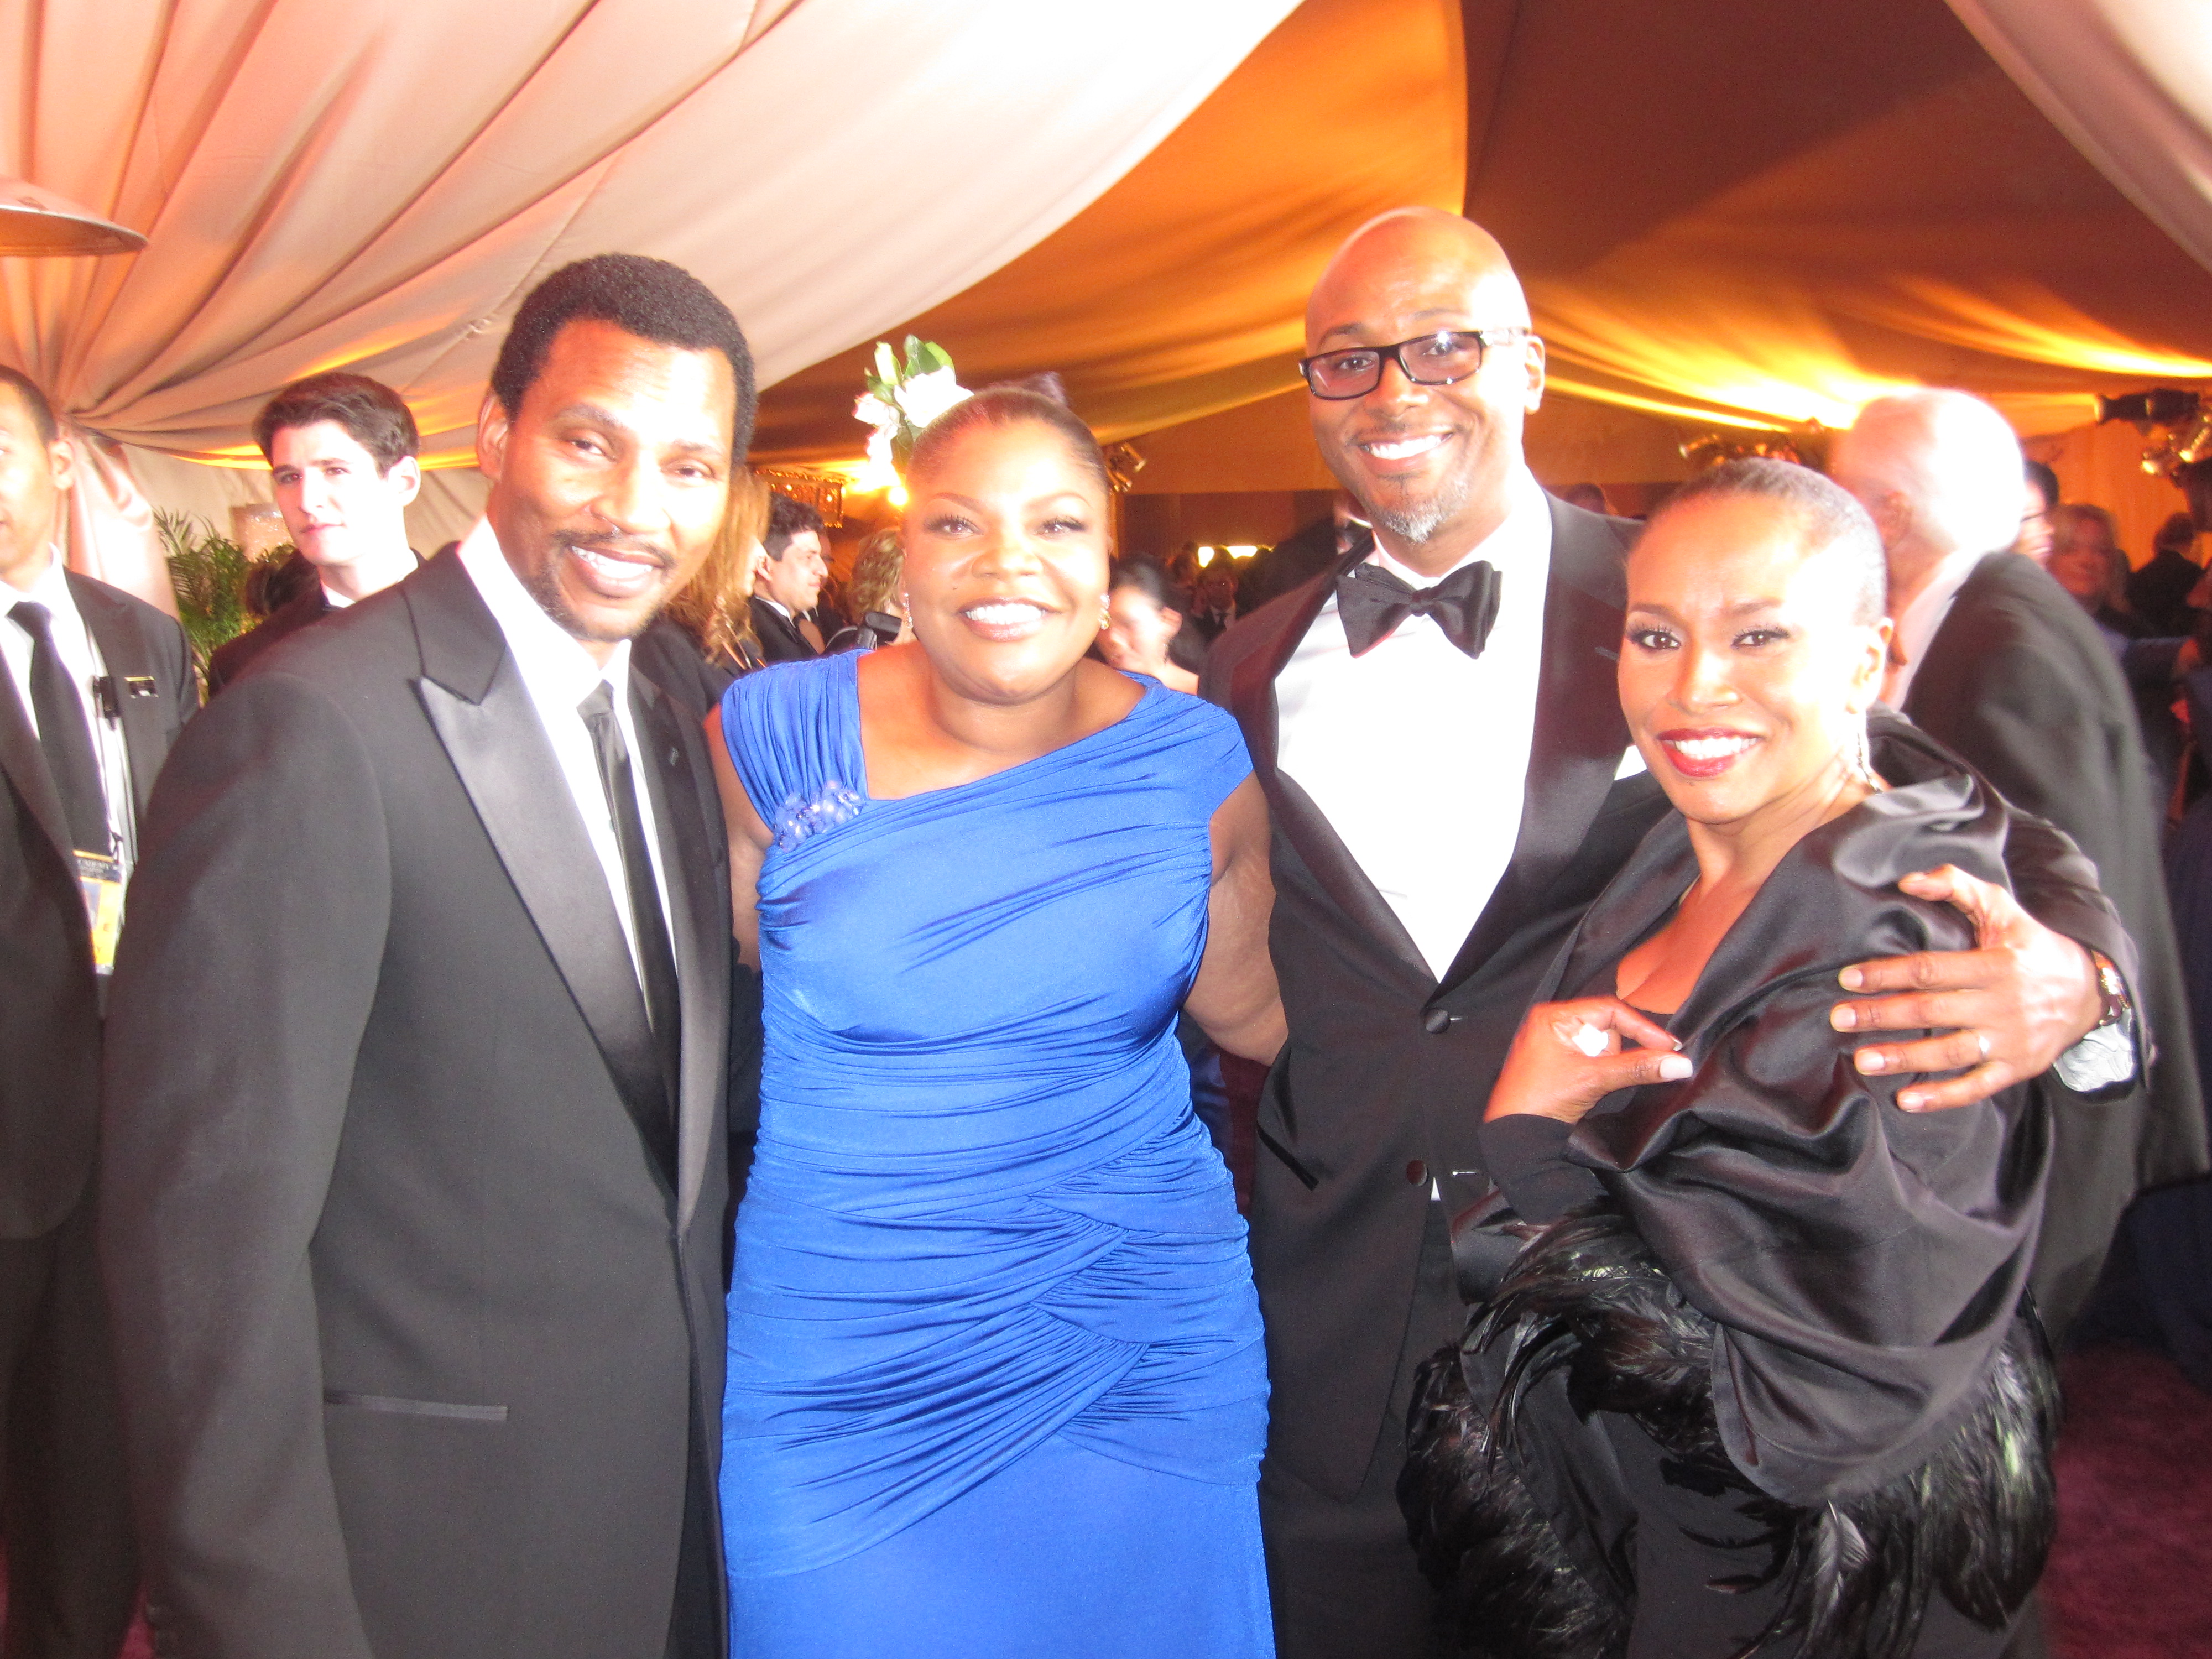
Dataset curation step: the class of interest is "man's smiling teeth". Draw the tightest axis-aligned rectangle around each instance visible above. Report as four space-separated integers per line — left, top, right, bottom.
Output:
1668 735 1755 760
576 546 649 578
1362 434 1444 461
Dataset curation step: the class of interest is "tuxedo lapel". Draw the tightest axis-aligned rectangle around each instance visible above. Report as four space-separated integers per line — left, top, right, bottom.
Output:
70 572 169 819
0 671 71 870
1438 499 1637 995
404 555 674 1187
632 669 728 1234
1229 541 1431 982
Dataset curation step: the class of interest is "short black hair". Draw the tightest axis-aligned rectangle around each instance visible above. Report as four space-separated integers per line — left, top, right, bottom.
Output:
764 492 824 561
254 372 419 472
1653 458 1888 624
489 254 755 459
0 366 60 445
2024 458 2059 510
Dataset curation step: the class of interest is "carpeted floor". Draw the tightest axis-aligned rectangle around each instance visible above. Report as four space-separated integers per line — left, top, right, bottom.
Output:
2044 1343 2212 1657
12 1343 2211 1655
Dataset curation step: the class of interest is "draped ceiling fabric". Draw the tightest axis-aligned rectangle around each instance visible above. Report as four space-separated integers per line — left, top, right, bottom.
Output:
1949 0 2212 279
749 0 1467 462
0 0 1301 603
744 0 2212 562
13 0 2212 598
1464 0 2212 440
1454 0 2212 557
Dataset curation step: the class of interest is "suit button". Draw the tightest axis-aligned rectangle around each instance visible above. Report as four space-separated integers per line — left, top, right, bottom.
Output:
1405 1160 1428 1186
1422 1008 1453 1035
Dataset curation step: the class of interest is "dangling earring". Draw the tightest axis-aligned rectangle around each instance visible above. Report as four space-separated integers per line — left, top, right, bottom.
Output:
1853 719 1884 791
1099 602 1111 632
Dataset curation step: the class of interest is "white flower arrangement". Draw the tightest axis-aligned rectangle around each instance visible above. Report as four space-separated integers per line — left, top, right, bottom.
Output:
852 336 969 499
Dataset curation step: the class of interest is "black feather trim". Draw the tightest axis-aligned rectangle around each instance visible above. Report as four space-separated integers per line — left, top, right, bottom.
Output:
1398 1203 2058 1659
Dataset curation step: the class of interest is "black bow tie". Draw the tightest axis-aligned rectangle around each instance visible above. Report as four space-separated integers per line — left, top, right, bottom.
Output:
1334 559 1501 658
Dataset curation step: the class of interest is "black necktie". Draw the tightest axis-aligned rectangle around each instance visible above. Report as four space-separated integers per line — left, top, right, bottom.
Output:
578 682 683 1120
10 601 111 854
1334 559 1501 659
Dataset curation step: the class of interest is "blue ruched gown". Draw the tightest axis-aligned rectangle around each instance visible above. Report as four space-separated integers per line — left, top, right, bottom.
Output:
717 655 1274 1657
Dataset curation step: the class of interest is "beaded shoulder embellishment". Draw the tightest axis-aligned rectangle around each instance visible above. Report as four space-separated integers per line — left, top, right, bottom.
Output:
771 780 866 849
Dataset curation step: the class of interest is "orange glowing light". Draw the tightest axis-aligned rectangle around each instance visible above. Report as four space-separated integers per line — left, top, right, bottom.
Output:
1533 279 1922 429
1852 280 2212 380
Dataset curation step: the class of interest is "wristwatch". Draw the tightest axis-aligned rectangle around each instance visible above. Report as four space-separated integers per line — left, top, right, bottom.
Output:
2053 948 2138 1093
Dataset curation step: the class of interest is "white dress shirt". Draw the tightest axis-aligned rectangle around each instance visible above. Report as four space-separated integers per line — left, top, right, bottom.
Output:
457 519 674 985
2 551 137 875
1883 546 1987 707
1275 467 1559 980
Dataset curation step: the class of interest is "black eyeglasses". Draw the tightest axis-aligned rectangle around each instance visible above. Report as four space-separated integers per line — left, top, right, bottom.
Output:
1297 328 1531 399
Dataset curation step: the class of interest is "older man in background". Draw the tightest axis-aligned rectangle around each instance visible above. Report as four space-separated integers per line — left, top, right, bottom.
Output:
1835 390 2209 1342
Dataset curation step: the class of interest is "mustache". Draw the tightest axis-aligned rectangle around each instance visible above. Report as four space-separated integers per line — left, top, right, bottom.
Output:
558 533 674 570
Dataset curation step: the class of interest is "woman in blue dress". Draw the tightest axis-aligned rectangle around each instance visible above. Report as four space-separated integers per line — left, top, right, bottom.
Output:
707 380 1282 1656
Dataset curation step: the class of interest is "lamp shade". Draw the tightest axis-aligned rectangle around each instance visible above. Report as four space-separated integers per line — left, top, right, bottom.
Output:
0 179 144 256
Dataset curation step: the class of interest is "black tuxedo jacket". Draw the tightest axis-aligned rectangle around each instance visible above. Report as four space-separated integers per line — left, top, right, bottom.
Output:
1204 498 2140 1501
0 570 192 1238
100 550 732 1659
1905 550 2210 1332
205 581 330 693
749 596 817 664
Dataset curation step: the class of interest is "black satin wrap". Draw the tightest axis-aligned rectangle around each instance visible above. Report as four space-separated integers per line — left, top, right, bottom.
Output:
1483 719 2052 1506
1397 724 2065 1656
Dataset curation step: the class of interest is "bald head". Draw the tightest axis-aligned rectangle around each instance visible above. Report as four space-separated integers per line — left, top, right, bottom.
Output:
1302 210 1544 574
1306 210 1532 351
1832 390 2023 595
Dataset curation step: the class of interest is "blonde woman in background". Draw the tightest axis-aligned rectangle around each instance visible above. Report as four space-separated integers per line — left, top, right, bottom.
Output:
826 528 912 652
639 469 773 721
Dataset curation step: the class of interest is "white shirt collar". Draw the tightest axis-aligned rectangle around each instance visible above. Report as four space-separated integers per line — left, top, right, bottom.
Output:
1885 545 1987 706
320 583 354 611
1361 466 1551 590
456 518 632 711
2 546 77 617
757 595 792 621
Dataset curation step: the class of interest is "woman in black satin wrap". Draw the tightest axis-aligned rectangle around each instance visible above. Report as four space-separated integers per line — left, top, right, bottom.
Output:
1400 460 2062 1659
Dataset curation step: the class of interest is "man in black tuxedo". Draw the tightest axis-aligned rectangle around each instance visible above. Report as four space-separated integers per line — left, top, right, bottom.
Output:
1203 210 2138 1658
207 372 425 693
101 255 749 1659
0 364 192 1657
1835 390 2209 1340
747 493 827 662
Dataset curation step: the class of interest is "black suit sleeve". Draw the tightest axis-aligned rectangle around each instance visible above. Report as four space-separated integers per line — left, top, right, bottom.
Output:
1896 601 2150 1079
153 605 197 727
101 670 388 1659
1999 805 2138 994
